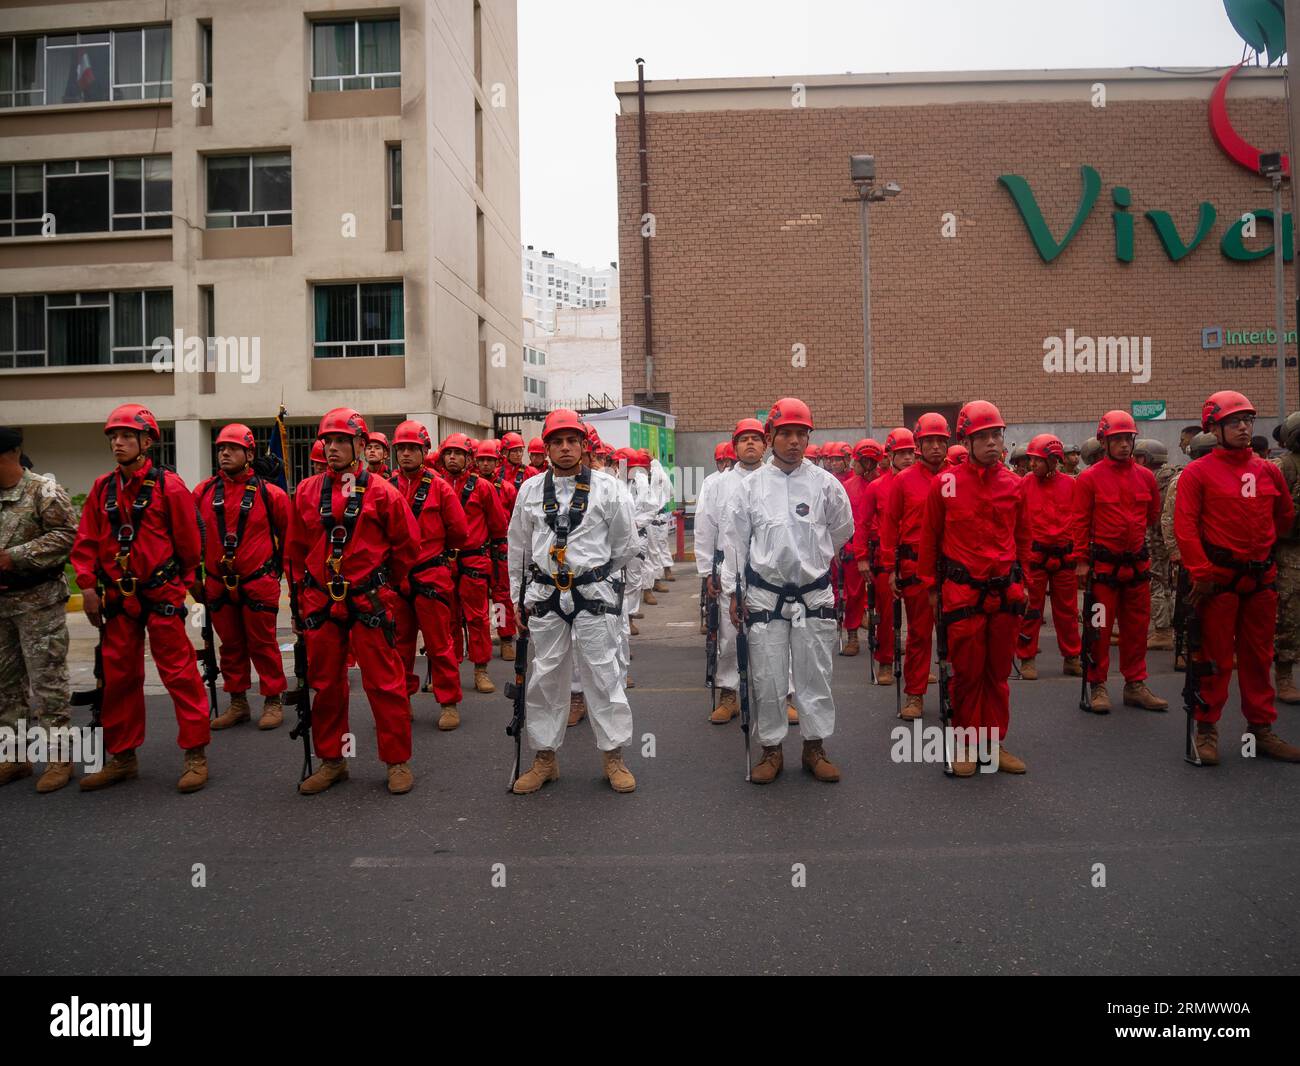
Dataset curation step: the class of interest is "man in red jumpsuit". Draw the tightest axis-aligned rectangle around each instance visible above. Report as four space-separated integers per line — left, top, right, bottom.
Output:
825 441 868 657
364 432 391 479
194 423 291 731
72 404 211 792
882 414 949 718
389 420 468 731
1072 410 1168 714
498 431 539 488
855 430 914 686
478 439 520 661
287 408 420 795
440 432 509 694
919 400 1031 777
1015 433 1082 680
528 438 547 474
853 438 881 484
1174 390 1300 764
310 439 327 475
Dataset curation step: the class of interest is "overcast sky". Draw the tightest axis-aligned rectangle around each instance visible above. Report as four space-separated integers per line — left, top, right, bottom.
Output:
517 0 1253 268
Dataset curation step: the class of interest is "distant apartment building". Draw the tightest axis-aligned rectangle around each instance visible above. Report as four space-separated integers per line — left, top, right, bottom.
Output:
521 244 616 330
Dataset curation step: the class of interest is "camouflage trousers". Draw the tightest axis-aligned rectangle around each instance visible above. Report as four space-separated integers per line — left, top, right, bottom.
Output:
1276 544 1300 663
0 600 71 730
1148 531 1174 631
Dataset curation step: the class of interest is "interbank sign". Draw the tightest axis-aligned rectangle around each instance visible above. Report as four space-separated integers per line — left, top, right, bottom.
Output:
999 65 1291 264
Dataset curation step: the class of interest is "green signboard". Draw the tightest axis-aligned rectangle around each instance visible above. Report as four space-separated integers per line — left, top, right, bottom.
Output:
1131 400 1167 421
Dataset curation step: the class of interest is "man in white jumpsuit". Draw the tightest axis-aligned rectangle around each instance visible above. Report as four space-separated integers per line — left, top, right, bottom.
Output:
697 419 767 723
626 450 660 615
696 443 735 634
649 455 676 590
724 397 854 784
507 410 639 795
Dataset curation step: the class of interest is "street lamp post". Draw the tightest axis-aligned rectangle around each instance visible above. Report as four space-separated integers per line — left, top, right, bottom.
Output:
847 155 901 441
1262 151 1288 423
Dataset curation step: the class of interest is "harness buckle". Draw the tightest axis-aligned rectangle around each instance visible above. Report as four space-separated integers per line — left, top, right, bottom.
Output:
328 578 350 603
222 571 241 592
115 575 138 596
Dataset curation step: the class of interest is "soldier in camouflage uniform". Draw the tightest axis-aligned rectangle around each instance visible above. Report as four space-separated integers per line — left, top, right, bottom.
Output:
1273 412 1300 704
1135 439 1175 650
0 426 78 792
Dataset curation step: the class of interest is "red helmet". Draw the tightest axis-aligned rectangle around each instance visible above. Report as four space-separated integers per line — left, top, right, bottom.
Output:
318 407 368 441
528 437 545 454
625 449 650 469
475 439 501 460
713 441 732 462
956 400 1005 438
215 423 255 451
830 441 853 459
367 432 390 451
426 448 441 467
1096 409 1137 440
765 397 813 433
855 438 884 462
884 428 915 454
466 437 480 452
310 440 326 464
584 424 602 451
441 432 472 455
732 417 766 441
1201 390 1255 431
501 431 525 451
946 444 968 465
914 412 951 440
542 408 585 441
104 403 160 440
806 443 822 459
392 420 432 449
1026 433 1064 461
720 441 737 461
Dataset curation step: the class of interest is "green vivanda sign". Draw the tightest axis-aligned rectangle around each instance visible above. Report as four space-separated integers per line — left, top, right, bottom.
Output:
999 165 1293 264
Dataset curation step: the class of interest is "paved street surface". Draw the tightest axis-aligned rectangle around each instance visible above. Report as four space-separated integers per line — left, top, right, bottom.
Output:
6 582 1299 976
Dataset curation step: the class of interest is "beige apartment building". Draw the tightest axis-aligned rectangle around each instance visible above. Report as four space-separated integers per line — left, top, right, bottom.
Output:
0 0 521 494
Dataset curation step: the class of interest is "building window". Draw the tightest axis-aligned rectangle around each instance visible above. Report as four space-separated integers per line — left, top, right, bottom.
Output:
0 288 171 369
200 22 212 98
0 27 172 108
206 153 291 228
155 425 176 471
313 282 404 358
388 145 402 221
0 157 171 236
311 19 400 92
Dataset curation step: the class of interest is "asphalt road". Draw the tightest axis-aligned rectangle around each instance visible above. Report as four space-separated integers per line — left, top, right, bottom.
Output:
5 579 1299 976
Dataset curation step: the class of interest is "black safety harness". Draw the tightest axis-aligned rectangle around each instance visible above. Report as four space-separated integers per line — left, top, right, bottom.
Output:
528 466 623 623
198 473 282 612
391 469 455 608
98 466 183 621
1027 539 1073 573
1203 539 1275 595
894 542 922 590
742 562 836 626
1089 543 1151 588
938 556 1026 627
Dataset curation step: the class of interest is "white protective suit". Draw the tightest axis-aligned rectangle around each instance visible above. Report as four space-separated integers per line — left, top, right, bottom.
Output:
649 458 676 574
695 462 759 694
722 458 854 746
571 465 633 692
628 465 659 596
508 466 638 753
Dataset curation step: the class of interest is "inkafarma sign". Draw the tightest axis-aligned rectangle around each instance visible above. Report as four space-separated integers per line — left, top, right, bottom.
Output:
999 65 1291 265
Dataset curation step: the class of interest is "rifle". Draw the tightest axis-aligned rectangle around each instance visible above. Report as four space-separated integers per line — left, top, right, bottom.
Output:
835 549 846 653
934 559 954 775
893 555 903 716
1078 545 1098 713
287 580 313 782
699 576 708 630
1171 561 1188 672
865 542 878 683
704 549 721 714
504 573 530 790
735 583 752 781
193 515 220 719
1180 572 1215 766
70 621 105 730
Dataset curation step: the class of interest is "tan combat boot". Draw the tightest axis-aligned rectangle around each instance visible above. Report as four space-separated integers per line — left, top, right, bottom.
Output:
258 694 283 730
643 589 658 605
653 579 669 593
840 631 860 657
387 762 414 794
629 620 640 636
1193 722 1219 766
899 693 923 721
1276 662 1300 705
177 746 208 793
1062 656 1083 676
664 568 676 582
80 750 138 791
512 750 558 794
802 740 840 782
1174 652 1187 672
1147 627 1175 651
709 688 739 724
994 747 1026 774
1249 724 1300 762
0 760 33 787
474 666 495 694
500 637 515 662
750 745 783 784
36 761 73 793
1018 657 1038 680
299 758 349 795
1123 681 1169 712
438 704 460 731
603 748 636 793
568 692 587 727
875 663 894 687
1089 683 1111 714
211 693 252 730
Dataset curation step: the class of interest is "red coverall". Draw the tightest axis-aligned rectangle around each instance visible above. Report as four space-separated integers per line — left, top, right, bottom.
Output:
834 470 868 632
1173 447 1294 725
71 459 209 754
193 469 290 697
442 470 508 666
855 470 895 668
919 461 1030 741
391 469 468 703
1071 457 1160 685
489 473 519 640
881 462 938 696
1016 469 1082 660
286 467 419 764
